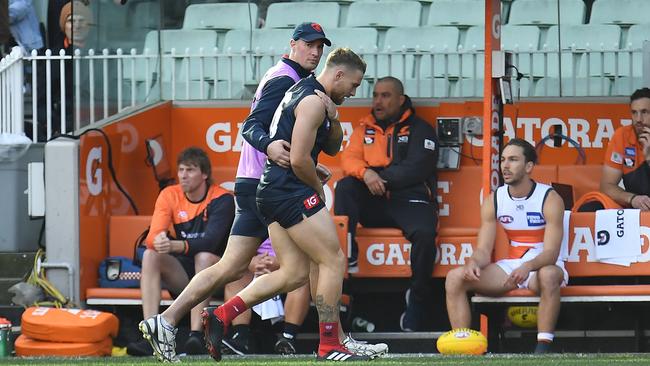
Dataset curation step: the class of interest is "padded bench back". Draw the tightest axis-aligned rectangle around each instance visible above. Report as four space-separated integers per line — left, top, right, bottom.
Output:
557 164 602 204
108 216 152 258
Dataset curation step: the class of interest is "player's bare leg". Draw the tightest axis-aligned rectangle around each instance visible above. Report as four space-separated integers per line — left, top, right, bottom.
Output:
445 264 515 328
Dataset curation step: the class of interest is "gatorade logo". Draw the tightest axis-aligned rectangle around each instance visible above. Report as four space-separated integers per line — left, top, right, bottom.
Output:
597 230 610 246
86 147 103 196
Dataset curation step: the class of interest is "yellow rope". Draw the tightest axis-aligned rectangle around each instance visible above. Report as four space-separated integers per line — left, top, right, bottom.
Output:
26 250 70 308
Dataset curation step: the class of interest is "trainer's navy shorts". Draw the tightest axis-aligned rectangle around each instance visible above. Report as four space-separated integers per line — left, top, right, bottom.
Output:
257 189 326 229
135 246 201 298
230 179 269 239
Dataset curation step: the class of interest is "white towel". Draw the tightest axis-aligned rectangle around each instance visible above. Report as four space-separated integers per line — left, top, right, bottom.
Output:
244 275 285 324
594 209 641 266
252 295 284 323
560 210 571 261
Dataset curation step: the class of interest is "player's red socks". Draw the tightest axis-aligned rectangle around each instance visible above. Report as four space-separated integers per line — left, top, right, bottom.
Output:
317 322 346 356
215 296 248 325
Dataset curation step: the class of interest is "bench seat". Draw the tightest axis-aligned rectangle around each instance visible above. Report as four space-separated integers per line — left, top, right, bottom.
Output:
473 285 650 304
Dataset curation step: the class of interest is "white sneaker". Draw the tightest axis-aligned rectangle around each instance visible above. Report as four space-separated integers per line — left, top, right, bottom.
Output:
139 315 180 363
343 334 388 359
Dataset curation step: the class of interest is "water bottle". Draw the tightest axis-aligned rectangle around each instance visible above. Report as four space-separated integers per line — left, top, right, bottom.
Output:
351 317 375 333
0 318 11 358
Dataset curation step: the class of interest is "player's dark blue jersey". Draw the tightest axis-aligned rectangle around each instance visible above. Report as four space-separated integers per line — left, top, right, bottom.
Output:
257 75 331 200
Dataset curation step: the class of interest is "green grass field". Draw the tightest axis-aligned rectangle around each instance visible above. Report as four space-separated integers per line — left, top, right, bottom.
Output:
2 354 650 365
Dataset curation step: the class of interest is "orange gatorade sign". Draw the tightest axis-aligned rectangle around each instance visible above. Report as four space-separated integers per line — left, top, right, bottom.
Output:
21 307 119 343
352 212 650 278
76 100 633 299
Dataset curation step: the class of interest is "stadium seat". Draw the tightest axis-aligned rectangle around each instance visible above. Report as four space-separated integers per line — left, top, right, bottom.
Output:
404 78 452 98
502 25 541 77
182 3 258 31
612 77 644 96
132 1 160 31
452 77 532 98
380 26 460 80
534 25 621 79
589 0 650 26
459 26 485 78
222 29 295 83
616 23 650 77
317 27 378 81
533 77 612 97
265 2 340 29
426 0 483 27
126 30 218 100
508 0 585 26
346 1 421 28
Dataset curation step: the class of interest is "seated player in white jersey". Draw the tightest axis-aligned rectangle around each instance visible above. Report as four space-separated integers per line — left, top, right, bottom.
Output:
444 138 566 354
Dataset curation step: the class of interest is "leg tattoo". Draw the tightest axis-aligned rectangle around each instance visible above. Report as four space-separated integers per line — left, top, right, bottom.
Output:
314 295 341 322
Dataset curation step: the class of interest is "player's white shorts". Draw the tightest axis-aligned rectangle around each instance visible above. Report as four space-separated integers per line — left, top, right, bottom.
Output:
495 244 569 289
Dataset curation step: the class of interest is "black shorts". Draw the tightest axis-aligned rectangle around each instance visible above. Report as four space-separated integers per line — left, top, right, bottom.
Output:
256 189 326 229
230 180 269 239
135 245 197 298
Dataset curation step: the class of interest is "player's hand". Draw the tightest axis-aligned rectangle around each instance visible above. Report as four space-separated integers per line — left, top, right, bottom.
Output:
267 140 291 168
153 236 172 254
363 169 387 196
315 89 338 121
504 264 531 287
639 126 650 159
316 163 332 184
250 253 278 275
463 261 481 281
631 194 650 211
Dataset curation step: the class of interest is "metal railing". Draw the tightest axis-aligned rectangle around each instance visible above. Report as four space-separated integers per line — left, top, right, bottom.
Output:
0 47 24 137
0 45 647 143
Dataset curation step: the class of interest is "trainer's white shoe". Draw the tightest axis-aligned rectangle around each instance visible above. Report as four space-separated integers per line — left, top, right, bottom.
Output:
139 314 179 363
343 334 388 359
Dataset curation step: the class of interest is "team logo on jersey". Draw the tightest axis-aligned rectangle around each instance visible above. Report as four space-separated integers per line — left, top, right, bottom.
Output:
304 193 320 209
624 158 635 167
398 135 409 143
610 152 623 164
516 204 525 211
498 215 514 224
365 128 375 135
526 212 545 226
625 147 636 156
424 139 436 151
178 211 188 219
364 136 375 144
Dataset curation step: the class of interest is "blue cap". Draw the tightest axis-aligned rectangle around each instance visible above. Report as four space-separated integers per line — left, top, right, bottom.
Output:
292 22 331 46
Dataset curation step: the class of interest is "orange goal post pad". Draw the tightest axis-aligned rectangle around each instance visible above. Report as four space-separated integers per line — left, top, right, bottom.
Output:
21 307 118 343
14 334 112 357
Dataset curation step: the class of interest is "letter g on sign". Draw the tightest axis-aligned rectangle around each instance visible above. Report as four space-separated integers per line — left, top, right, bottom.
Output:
86 147 103 196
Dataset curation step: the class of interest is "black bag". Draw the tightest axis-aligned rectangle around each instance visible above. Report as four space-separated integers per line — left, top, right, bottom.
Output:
98 256 141 288
98 227 148 288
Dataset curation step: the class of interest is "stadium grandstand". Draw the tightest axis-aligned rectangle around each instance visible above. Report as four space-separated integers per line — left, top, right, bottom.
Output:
0 0 649 360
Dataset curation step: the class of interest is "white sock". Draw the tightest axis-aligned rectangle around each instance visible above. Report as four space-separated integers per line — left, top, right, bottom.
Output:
537 332 554 342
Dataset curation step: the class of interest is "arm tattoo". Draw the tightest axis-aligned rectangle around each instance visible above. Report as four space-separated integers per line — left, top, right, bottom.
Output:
313 295 341 323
